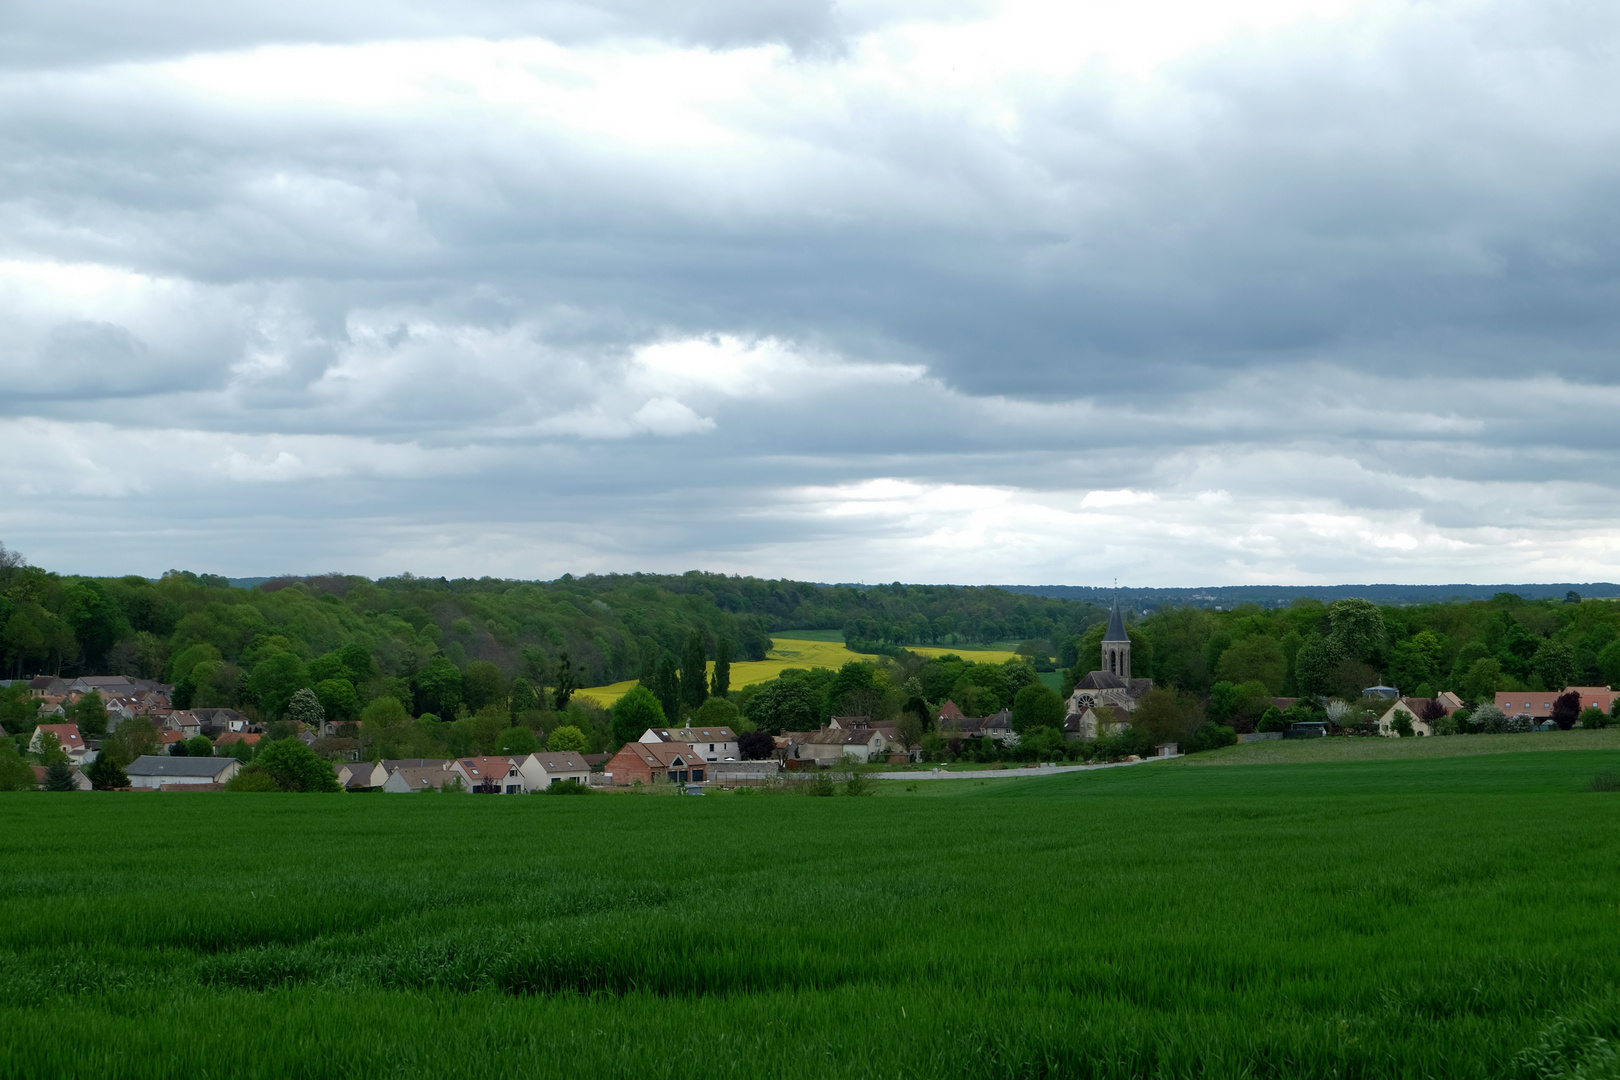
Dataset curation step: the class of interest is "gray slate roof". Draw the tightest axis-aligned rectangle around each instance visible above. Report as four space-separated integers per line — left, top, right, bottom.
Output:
1103 599 1128 643
125 755 235 777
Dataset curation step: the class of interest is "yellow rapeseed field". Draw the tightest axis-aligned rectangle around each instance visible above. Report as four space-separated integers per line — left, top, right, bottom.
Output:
575 638 1020 707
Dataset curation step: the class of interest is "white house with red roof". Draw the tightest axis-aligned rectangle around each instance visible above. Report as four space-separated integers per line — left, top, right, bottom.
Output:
29 723 88 761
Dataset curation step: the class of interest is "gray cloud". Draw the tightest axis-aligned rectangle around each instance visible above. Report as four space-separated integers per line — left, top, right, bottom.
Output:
3 0 1620 582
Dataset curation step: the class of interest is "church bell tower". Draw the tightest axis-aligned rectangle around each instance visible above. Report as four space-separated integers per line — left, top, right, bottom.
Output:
1101 598 1130 680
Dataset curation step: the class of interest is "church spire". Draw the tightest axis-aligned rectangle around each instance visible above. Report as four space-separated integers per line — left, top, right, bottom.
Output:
1101 596 1130 679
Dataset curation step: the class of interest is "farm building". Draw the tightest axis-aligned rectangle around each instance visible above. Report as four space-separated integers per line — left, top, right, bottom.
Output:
604 740 706 785
124 756 241 789
515 751 591 788
795 728 888 765
639 726 738 761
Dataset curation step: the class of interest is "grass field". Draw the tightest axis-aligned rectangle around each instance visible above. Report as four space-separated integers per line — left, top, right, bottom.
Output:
4 748 1620 1078
575 636 1021 706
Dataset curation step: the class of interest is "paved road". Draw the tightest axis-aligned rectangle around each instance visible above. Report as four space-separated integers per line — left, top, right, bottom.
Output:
871 758 1179 781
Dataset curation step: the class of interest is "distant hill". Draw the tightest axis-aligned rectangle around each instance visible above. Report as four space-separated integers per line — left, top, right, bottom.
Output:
993 583 1620 609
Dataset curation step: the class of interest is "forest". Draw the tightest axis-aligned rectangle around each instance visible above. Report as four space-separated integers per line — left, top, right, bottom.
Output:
5 538 1616 759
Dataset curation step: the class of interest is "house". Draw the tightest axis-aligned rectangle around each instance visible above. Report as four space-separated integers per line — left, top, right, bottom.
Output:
335 761 379 789
515 751 591 788
639 727 738 761
604 740 708 785
1062 706 1130 741
28 676 69 698
1495 693 1558 720
124 755 241 788
213 732 261 751
163 712 204 738
1377 694 1466 737
980 708 1014 742
795 727 888 766
320 715 360 738
1566 686 1619 714
29 723 88 761
157 730 186 747
936 703 983 736
382 765 462 793
937 700 967 725
192 708 251 734
449 756 528 794
30 764 93 791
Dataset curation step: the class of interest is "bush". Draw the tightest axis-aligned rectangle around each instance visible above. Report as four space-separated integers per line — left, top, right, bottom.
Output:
1256 706 1287 733
244 739 342 793
806 771 836 796
86 756 129 790
1579 706 1610 730
547 725 588 752
1186 722 1237 754
1391 710 1414 738
737 730 775 760
844 771 876 796
543 778 592 795
224 769 282 792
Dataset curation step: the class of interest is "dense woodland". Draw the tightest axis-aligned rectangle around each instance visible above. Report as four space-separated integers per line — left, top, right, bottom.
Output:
4 540 1617 761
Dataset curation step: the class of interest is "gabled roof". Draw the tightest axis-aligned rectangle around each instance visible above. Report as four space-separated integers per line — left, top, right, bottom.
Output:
33 723 85 750
530 752 589 773
938 700 965 720
125 755 236 778
454 757 519 782
614 741 698 768
802 728 884 746
1103 599 1128 643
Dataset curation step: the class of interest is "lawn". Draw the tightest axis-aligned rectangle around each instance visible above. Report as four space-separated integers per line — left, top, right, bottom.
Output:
576 636 1020 706
5 751 1620 1078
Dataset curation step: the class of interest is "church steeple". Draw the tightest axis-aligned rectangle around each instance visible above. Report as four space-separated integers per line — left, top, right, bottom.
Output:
1101 597 1130 680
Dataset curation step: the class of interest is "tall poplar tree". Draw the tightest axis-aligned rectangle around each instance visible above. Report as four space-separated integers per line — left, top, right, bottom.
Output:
647 654 680 723
680 630 708 711
710 638 731 698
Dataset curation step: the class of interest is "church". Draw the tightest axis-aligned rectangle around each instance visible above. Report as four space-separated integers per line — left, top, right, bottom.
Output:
1063 599 1153 738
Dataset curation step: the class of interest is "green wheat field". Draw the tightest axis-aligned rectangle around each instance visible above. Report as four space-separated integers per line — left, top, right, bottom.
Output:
4 749 1620 1078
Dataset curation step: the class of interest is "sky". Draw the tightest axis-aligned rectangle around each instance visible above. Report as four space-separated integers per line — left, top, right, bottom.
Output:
3 0 1620 586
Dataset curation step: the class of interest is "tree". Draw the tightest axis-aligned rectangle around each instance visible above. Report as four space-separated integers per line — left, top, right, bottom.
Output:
246 652 311 718
43 760 78 791
645 655 679 722
509 677 539 718
737 730 776 760
1214 636 1287 694
547 725 588 752
1010 683 1064 734
894 712 924 753
1129 688 1197 747
286 687 324 731
70 689 108 739
314 678 361 725
611 686 666 746
498 726 539 754
86 754 128 790
1293 636 1343 697
33 730 67 765
742 677 818 734
1328 598 1385 665
103 717 160 768
0 737 35 791
463 661 508 713
184 735 214 758
1532 640 1576 695
710 638 731 698
552 653 579 711
246 739 342 792
680 631 708 711
693 696 741 728
1551 690 1581 731
415 656 463 717
1460 658 1506 703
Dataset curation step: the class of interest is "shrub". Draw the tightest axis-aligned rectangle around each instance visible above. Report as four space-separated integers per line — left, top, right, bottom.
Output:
806 770 836 796
546 726 587 753
1579 706 1610 730
1186 722 1237 754
224 769 282 792
1551 691 1582 731
43 761 79 791
86 756 129 790
1256 706 1287 733
1391 710 1415 738
844 771 876 796
543 779 592 795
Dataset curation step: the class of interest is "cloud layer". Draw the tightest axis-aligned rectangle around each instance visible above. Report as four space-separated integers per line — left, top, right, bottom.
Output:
3 0 1620 584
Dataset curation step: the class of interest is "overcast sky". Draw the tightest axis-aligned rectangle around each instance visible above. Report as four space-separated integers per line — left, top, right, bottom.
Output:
3 0 1620 586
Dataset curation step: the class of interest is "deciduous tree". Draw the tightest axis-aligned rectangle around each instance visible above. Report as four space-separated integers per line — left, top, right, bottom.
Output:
611 686 665 747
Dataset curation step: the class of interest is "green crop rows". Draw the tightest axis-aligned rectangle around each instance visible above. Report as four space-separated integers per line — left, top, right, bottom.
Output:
3 751 1620 1079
